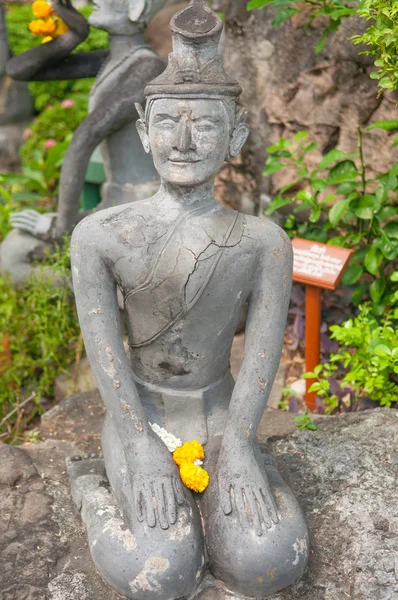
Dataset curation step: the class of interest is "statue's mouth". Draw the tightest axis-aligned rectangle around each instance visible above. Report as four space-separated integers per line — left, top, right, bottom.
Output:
168 158 200 165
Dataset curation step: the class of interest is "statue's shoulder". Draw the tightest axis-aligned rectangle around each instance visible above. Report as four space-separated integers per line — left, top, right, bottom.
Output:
72 200 154 248
243 214 292 260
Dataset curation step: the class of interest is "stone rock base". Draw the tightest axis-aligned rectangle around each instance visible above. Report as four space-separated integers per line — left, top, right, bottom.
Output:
1 391 397 599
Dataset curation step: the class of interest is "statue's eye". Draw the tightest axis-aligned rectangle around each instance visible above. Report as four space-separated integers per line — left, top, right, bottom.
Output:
195 123 215 132
156 121 175 130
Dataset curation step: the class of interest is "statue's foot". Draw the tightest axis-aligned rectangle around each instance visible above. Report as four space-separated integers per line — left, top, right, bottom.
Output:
66 453 108 511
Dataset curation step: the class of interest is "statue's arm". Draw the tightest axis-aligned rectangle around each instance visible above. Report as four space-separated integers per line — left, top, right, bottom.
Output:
216 225 292 532
225 226 293 444
71 219 184 528
71 219 151 445
55 54 165 237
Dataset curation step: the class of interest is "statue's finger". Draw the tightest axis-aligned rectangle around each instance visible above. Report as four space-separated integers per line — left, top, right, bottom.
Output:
153 482 169 530
143 484 156 528
220 482 232 515
10 214 37 224
253 488 272 529
163 481 177 524
244 486 262 536
261 481 279 524
134 488 145 522
233 486 249 532
172 476 184 505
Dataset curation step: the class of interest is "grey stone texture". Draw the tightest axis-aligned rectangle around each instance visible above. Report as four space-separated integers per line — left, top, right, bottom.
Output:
1 395 397 599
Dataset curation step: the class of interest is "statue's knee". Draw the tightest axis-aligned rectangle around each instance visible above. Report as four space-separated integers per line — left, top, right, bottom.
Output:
206 467 309 597
89 503 205 600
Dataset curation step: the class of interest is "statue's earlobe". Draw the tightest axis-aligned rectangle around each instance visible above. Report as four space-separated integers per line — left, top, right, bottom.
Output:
129 0 146 22
135 103 151 154
227 108 249 161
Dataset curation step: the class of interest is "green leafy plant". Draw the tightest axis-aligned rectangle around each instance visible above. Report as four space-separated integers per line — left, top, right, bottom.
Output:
295 410 317 430
352 0 398 94
305 295 398 411
0 238 81 443
0 138 71 242
264 124 398 313
20 97 87 166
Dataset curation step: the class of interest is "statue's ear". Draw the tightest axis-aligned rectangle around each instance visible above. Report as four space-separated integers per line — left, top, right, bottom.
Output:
227 108 249 161
135 103 151 154
129 0 147 22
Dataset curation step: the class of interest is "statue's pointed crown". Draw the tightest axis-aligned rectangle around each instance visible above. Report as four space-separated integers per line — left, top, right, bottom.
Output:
144 0 242 99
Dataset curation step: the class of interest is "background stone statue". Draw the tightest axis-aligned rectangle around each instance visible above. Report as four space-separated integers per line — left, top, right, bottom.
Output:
1 0 167 285
68 1 309 598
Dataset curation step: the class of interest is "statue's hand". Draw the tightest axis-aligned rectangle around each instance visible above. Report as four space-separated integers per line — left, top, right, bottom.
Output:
10 210 57 238
130 435 185 530
217 441 279 536
53 0 89 40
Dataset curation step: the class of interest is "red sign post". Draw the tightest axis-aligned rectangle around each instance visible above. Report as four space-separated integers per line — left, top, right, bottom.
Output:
291 238 353 411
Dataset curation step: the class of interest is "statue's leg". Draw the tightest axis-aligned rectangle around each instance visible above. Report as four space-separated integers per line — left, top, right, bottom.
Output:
201 447 309 598
67 417 206 600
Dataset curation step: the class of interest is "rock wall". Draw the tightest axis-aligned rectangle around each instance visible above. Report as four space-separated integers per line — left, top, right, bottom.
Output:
218 1 398 213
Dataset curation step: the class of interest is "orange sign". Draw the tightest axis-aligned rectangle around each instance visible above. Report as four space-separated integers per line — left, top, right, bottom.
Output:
292 238 353 290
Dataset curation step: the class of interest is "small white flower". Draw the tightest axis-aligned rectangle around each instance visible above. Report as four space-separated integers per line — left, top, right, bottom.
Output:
150 422 182 452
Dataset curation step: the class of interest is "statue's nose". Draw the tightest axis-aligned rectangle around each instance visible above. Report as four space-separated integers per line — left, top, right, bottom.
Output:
176 119 195 152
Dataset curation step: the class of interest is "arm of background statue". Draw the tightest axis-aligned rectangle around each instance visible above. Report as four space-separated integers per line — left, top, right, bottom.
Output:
71 220 184 528
55 54 165 237
8 50 109 81
6 0 105 81
224 225 293 444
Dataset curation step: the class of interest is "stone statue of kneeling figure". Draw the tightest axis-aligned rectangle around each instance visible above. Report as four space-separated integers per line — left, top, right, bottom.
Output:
69 2 309 598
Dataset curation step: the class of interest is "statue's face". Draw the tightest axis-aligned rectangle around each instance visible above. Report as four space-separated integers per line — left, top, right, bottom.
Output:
147 98 232 187
89 0 130 33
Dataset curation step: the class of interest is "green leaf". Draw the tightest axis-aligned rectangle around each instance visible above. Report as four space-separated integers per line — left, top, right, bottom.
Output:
263 162 285 176
341 265 364 285
352 284 368 305
366 120 398 132
272 8 299 26
392 136 398 148
294 131 309 142
352 195 381 220
319 149 351 171
376 206 397 221
329 198 352 226
370 277 386 304
247 0 271 10
327 161 358 185
264 195 294 215
315 30 328 55
384 221 398 239
297 190 313 202
391 271 398 282
309 206 322 223
364 247 383 275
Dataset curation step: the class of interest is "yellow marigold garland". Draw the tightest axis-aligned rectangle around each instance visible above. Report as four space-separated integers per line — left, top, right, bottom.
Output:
173 440 204 467
179 462 209 494
172 440 209 493
29 1 69 44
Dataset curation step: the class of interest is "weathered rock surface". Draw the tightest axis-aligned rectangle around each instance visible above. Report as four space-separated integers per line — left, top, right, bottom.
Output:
218 2 398 213
1 394 397 599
